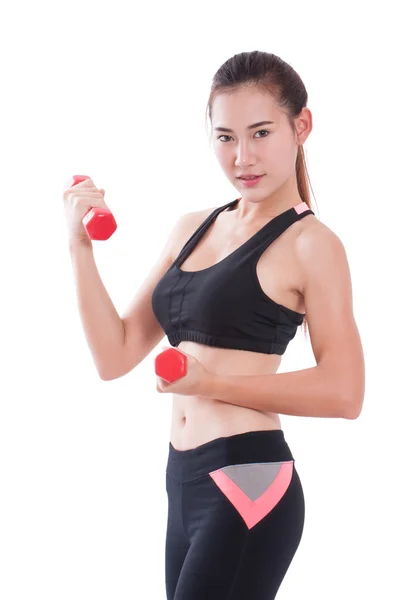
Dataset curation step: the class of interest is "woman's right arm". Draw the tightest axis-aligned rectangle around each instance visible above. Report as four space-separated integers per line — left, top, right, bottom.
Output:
68 213 192 381
69 239 127 380
64 177 194 380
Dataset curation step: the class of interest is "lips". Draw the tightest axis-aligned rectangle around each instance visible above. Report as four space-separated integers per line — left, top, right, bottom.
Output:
238 174 265 187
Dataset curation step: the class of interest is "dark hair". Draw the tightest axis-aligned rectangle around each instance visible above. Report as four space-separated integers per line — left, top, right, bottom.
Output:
204 50 317 339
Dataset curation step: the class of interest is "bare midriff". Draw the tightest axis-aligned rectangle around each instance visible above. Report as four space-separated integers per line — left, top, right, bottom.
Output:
170 341 283 450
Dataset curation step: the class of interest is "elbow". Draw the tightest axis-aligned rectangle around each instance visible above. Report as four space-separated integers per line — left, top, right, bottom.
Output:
340 356 365 420
99 369 127 381
342 406 359 420
99 370 115 381
332 368 364 419
98 366 123 381
341 390 364 420
98 362 135 381
344 404 363 420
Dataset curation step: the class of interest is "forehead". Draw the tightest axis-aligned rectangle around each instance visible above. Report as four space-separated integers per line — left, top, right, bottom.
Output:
211 88 280 126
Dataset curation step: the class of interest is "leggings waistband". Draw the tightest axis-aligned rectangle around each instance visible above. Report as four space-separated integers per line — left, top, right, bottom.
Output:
166 430 294 483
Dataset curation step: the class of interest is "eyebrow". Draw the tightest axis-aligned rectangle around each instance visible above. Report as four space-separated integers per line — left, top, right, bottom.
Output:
213 120 275 133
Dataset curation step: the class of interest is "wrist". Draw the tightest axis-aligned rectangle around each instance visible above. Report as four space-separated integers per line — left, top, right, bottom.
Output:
69 238 93 253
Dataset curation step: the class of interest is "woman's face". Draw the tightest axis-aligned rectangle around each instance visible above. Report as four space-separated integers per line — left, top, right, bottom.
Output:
210 87 311 201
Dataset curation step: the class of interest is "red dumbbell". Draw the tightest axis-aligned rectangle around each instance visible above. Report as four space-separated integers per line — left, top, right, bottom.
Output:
67 174 118 241
155 348 188 383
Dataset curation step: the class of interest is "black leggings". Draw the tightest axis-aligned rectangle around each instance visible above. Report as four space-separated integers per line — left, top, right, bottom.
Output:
165 430 305 600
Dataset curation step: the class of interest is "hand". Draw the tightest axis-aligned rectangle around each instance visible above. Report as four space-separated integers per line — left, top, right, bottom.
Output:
155 348 215 397
63 177 107 245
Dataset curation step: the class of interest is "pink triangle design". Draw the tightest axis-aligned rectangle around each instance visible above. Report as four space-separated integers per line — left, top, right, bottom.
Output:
209 461 294 529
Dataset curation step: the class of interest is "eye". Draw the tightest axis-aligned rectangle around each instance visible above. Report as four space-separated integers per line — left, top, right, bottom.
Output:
217 130 270 142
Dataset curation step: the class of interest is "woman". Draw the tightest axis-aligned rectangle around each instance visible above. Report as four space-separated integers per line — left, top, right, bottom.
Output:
65 51 365 599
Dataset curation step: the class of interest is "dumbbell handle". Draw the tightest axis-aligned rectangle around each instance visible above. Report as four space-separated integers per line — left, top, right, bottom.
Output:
155 348 188 383
67 174 117 241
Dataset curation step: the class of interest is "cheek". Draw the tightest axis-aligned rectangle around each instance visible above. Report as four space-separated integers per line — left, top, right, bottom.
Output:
214 148 232 170
265 142 293 172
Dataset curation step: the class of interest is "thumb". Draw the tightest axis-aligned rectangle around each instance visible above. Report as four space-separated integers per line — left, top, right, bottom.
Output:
99 189 105 196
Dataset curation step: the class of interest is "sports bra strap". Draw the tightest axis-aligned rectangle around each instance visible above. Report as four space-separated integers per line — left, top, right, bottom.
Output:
174 199 238 268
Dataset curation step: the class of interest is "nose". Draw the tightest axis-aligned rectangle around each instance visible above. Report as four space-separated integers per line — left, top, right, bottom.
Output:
234 141 257 169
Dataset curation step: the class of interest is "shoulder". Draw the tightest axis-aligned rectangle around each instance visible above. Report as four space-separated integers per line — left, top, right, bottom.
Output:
179 204 219 236
171 205 219 261
294 217 349 296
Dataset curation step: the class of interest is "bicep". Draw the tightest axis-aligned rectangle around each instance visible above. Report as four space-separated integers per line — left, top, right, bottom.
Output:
297 226 365 413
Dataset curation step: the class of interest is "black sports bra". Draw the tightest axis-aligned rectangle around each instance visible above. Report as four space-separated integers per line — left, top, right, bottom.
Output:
151 197 315 355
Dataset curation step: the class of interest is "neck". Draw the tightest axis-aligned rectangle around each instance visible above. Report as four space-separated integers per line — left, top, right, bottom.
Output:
234 173 302 224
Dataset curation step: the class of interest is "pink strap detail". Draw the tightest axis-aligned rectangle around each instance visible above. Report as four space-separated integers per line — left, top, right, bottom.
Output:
294 202 309 214
209 461 294 529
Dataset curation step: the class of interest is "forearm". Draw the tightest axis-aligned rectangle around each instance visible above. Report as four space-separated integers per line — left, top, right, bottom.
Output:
69 241 125 379
206 365 354 419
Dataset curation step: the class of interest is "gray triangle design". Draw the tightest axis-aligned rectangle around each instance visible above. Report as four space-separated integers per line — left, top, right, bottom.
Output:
220 462 286 502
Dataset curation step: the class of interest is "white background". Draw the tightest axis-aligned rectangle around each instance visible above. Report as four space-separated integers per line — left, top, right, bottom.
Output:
0 0 399 598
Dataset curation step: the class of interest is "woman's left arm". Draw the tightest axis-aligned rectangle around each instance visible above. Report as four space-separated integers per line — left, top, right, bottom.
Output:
205 226 365 420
